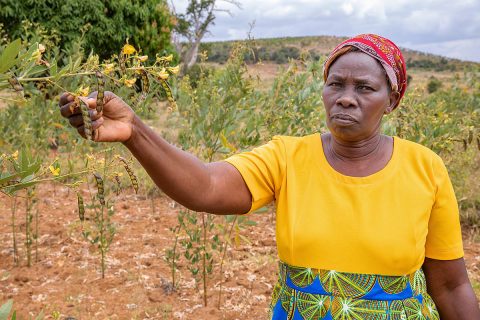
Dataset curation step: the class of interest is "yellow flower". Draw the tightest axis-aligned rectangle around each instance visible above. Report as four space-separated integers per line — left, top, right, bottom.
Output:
104 63 115 75
156 54 174 63
122 44 136 55
124 78 137 87
76 86 90 97
137 55 148 62
167 65 180 75
11 150 19 160
157 68 169 80
31 49 42 63
49 165 60 176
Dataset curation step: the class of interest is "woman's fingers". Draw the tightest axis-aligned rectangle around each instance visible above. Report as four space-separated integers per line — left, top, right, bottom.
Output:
60 96 100 118
91 117 104 130
60 101 79 118
59 92 74 106
79 96 97 110
76 118 104 141
68 114 83 128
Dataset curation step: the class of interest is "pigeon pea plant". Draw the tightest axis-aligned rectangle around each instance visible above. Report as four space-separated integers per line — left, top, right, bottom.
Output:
76 149 140 278
0 38 178 272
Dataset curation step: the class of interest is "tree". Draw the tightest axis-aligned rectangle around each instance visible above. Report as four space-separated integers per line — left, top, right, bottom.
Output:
0 0 174 59
170 0 241 74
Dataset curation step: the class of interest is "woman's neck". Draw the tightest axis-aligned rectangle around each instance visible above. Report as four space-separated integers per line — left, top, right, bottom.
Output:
327 133 385 162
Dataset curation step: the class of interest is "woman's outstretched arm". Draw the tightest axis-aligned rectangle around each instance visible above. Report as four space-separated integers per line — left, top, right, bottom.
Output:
59 91 252 214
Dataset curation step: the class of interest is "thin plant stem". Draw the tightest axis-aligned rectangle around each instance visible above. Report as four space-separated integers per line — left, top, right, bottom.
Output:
34 195 39 263
25 189 32 267
217 216 238 309
172 230 179 289
202 212 207 307
11 196 18 266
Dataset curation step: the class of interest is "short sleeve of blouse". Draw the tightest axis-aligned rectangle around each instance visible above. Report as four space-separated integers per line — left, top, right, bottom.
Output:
425 156 464 260
223 136 286 213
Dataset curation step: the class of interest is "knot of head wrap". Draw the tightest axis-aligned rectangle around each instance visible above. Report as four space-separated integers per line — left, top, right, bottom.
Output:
323 34 407 108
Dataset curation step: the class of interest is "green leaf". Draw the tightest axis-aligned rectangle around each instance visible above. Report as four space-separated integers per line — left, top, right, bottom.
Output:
0 39 22 73
34 310 44 320
244 220 257 226
0 172 20 185
253 206 268 214
35 310 45 320
49 59 58 76
4 180 37 194
0 299 13 320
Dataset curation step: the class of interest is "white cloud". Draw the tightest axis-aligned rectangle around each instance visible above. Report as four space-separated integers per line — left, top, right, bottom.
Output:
341 2 354 16
171 0 480 62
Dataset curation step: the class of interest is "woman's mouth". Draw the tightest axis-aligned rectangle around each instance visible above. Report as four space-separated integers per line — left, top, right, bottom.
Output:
331 113 358 125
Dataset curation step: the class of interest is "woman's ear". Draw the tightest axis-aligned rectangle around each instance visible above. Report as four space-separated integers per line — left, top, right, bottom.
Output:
386 90 401 113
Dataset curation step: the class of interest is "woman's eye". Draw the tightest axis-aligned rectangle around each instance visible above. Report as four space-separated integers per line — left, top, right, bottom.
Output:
358 85 373 91
328 82 341 87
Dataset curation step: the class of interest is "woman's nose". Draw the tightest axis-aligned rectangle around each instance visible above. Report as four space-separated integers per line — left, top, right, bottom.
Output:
335 88 357 108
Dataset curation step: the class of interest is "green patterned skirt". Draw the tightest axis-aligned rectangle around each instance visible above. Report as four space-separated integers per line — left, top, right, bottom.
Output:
269 261 439 320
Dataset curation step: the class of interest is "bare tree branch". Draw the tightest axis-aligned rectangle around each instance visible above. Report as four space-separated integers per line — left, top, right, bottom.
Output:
171 0 242 74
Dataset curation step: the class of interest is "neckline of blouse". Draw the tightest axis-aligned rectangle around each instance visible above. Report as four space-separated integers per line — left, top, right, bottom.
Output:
314 133 400 185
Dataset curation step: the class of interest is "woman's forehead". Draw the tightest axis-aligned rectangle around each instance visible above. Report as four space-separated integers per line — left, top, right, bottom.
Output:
327 52 387 79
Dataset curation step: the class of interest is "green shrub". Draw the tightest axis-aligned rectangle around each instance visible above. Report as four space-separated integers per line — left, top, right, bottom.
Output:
427 76 443 93
271 46 301 64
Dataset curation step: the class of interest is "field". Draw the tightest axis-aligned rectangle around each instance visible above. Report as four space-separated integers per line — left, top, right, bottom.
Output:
1 35 480 319
1 183 479 319
0 183 280 319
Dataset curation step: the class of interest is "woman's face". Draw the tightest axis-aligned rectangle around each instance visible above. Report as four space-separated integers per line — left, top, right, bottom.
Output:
322 51 399 141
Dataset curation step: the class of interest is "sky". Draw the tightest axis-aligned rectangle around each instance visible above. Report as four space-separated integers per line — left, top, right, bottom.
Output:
172 0 480 62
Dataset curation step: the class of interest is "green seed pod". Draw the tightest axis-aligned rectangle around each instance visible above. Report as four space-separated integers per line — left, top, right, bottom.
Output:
119 157 138 194
159 79 177 110
0 178 20 189
8 76 23 91
141 69 150 94
118 52 126 75
93 172 105 205
77 192 85 221
79 99 93 141
95 71 105 113
136 69 150 107
114 173 121 195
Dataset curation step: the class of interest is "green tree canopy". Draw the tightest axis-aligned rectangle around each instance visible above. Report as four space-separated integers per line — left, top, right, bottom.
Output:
0 0 175 59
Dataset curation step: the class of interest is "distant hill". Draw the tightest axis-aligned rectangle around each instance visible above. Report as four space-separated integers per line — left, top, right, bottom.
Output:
200 35 479 72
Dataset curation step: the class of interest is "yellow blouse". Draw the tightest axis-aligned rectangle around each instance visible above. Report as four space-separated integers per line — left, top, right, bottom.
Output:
224 133 464 275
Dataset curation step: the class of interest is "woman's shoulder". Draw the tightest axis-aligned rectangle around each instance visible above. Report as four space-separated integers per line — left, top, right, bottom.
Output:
394 136 444 165
272 133 320 147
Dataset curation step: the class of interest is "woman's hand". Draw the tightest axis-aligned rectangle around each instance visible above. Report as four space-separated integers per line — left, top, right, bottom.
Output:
58 91 135 142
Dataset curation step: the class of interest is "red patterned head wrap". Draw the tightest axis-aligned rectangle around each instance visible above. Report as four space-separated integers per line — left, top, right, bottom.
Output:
323 34 407 108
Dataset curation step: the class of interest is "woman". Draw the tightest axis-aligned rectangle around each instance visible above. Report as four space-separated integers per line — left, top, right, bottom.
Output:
59 34 480 319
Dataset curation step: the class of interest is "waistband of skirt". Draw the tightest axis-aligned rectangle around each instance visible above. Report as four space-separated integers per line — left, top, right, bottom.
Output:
278 261 428 301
